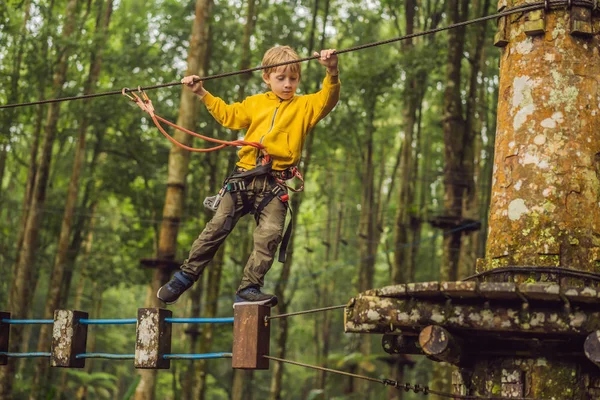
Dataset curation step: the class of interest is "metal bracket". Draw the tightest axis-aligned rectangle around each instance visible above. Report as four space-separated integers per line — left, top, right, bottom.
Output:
571 6 594 37
495 13 510 47
524 9 546 36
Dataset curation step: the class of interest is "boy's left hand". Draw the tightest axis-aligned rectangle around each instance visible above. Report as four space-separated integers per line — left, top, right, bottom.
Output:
314 49 338 71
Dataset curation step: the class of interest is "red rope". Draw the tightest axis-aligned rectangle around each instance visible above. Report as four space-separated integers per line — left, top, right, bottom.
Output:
124 88 265 153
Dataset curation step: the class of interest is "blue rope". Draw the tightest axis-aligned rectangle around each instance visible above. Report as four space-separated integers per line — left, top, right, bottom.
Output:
163 352 232 360
0 352 51 358
76 353 135 359
1 319 53 324
79 319 137 325
164 317 234 324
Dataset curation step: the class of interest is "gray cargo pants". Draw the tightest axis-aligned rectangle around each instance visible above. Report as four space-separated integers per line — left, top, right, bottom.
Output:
181 175 287 292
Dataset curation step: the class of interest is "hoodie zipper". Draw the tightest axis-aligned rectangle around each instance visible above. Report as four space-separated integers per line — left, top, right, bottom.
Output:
260 98 283 144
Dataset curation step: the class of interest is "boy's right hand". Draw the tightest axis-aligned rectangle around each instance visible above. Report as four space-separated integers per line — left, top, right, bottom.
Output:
181 75 207 96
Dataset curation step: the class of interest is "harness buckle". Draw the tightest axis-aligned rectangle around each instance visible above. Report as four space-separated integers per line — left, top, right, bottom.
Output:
203 193 222 212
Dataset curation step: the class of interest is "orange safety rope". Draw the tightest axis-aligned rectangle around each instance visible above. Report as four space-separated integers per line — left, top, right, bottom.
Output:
122 87 265 154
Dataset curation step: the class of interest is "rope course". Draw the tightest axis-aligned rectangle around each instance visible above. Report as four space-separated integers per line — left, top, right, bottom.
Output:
1 304 546 398
0 310 234 365
0 0 593 110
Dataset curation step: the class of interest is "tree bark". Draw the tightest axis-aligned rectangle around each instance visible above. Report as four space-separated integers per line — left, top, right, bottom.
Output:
0 0 80 396
392 0 417 286
458 0 490 278
268 1 329 397
434 0 469 397
230 2 258 396
134 1 212 399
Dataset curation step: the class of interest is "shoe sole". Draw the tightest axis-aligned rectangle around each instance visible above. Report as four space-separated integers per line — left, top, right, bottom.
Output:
233 298 278 308
156 289 178 305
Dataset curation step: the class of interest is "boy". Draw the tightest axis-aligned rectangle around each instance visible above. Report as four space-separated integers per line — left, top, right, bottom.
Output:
157 46 340 306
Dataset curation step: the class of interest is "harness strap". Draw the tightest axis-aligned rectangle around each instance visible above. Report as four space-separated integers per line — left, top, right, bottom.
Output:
278 206 293 263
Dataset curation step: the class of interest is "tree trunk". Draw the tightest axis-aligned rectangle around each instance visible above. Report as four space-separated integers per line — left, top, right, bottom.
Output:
458 0 490 278
466 1 600 397
134 0 212 398
192 249 224 400
230 3 258 397
268 1 329 397
434 0 469 397
440 0 469 283
31 1 113 395
392 0 417 286
0 0 80 397
355 90 379 398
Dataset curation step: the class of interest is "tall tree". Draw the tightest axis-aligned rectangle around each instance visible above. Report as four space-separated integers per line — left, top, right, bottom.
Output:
434 0 470 397
135 0 213 398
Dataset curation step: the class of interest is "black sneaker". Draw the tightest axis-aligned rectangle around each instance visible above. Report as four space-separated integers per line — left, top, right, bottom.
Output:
157 271 194 304
234 286 278 307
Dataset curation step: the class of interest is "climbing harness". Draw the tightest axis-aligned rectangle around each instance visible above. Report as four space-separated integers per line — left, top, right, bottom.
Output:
211 165 296 263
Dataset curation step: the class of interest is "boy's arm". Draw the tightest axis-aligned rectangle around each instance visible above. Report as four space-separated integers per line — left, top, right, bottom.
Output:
181 75 251 130
306 50 341 128
201 93 252 130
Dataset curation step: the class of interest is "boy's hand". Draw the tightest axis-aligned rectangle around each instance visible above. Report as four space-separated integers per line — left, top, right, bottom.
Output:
314 49 338 74
181 75 207 96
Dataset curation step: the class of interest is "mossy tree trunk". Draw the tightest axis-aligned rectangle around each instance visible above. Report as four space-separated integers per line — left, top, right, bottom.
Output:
469 1 600 397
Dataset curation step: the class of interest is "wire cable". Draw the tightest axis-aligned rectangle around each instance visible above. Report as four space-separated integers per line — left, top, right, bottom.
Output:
0 0 589 110
263 355 542 399
266 304 346 321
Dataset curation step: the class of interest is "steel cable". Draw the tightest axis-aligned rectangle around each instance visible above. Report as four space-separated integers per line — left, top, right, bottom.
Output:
0 0 591 110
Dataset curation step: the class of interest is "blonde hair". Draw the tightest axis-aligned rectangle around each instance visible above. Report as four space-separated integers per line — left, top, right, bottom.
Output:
262 46 301 77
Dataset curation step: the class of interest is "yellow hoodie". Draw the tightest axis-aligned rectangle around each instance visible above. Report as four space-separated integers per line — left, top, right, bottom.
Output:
201 72 341 171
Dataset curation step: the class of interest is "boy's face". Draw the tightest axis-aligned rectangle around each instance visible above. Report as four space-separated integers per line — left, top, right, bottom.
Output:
263 66 300 100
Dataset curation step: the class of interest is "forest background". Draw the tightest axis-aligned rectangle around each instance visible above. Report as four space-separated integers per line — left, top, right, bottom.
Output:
0 0 499 398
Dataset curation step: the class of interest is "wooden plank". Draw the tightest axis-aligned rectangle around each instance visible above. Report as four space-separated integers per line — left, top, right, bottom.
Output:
407 282 442 298
346 295 600 336
519 283 561 302
563 286 600 304
135 308 172 369
232 305 270 369
441 282 480 300
0 312 9 366
479 282 520 301
378 284 407 298
51 310 88 368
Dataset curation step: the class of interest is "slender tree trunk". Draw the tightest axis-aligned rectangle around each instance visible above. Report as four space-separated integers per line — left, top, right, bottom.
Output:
135 1 212 398
31 2 113 396
434 0 470 397
392 0 417 286
268 1 329 397
60 127 105 308
230 2 258 396
440 0 469 282
0 1 80 397
458 0 490 278
193 249 224 400
355 91 379 398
